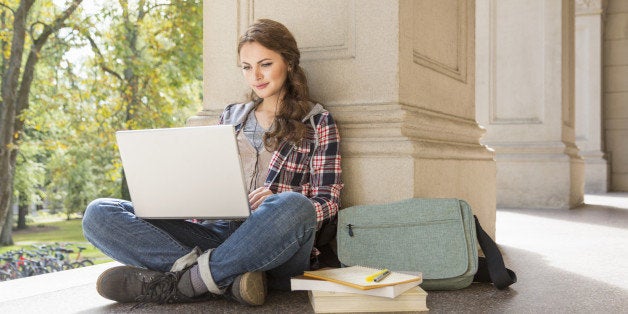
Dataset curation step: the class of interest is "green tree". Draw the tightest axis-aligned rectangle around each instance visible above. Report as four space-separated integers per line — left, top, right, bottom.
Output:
80 0 202 199
1 0 202 235
0 0 83 238
20 0 202 219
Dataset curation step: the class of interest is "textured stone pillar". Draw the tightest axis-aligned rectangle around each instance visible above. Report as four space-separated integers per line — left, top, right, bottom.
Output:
604 0 628 191
576 0 609 193
193 0 497 236
476 0 584 208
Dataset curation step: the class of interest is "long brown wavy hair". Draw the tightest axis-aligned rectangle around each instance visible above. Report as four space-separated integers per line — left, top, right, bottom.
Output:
238 19 312 150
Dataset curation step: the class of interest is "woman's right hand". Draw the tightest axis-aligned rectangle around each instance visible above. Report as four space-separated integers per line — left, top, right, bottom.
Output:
248 187 274 211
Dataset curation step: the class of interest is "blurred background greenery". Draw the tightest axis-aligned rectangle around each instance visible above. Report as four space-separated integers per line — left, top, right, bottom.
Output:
0 214 111 264
1 0 203 250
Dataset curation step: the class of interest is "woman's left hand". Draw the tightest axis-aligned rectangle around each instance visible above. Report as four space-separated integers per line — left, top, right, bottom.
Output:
248 187 274 211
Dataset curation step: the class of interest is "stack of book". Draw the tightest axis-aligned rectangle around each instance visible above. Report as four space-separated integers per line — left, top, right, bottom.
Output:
291 266 428 313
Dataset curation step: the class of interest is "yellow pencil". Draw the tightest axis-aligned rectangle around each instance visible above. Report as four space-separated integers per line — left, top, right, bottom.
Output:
365 269 390 282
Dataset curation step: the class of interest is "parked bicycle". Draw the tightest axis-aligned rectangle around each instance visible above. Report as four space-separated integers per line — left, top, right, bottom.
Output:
0 243 95 282
53 244 95 269
0 255 21 281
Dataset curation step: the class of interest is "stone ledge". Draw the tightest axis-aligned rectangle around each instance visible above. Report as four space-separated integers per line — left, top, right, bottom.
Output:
0 262 121 312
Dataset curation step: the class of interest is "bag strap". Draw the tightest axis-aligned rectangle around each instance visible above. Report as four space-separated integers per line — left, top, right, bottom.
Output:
472 215 517 289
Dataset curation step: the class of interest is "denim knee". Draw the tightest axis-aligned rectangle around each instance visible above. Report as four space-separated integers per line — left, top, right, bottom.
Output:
82 198 106 236
82 198 125 238
281 191 314 212
265 192 316 226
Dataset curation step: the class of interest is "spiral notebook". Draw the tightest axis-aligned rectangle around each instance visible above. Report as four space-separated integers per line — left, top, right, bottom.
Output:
302 266 422 290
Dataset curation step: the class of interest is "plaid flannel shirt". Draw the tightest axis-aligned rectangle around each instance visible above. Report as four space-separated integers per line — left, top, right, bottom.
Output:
219 102 343 230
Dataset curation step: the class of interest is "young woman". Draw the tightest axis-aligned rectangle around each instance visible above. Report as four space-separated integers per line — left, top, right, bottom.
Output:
81 19 343 306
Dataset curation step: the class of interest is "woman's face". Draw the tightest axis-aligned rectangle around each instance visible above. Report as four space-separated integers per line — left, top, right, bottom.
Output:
239 41 289 103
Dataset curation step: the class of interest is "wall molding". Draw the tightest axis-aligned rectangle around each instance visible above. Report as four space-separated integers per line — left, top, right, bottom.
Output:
237 0 356 61
412 0 468 83
488 0 544 125
326 103 493 160
575 0 606 16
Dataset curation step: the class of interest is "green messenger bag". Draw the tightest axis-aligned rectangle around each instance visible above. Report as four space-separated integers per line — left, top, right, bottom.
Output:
336 198 516 290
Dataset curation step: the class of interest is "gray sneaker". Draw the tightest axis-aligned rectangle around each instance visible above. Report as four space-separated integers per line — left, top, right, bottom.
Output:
96 265 207 304
230 272 267 306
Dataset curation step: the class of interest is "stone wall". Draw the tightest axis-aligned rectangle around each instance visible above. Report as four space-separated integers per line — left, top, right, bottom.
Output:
195 0 497 236
576 0 609 193
476 0 584 208
604 0 628 191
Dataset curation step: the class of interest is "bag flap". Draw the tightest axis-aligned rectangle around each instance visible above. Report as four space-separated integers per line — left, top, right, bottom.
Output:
337 198 476 280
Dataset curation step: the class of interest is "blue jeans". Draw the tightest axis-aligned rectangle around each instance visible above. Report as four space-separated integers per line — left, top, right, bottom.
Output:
82 191 317 291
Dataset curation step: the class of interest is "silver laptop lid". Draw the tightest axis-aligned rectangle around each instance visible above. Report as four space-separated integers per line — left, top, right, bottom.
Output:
116 125 250 219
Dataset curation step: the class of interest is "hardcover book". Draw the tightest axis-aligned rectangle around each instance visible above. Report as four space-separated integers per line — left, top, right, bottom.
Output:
308 286 429 313
291 275 420 298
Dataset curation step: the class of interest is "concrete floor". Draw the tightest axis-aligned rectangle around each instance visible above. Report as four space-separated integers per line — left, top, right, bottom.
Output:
0 193 626 313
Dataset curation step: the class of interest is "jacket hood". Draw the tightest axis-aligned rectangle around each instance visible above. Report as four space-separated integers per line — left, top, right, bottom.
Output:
302 103 327 122
229 101 327 127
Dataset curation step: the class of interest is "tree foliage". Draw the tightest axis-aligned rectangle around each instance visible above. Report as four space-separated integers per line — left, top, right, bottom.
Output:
80 0 203 199
1 0 202 237
1 0 84 240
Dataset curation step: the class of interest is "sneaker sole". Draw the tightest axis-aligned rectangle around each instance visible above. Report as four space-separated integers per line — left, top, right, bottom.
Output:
234 272 267 306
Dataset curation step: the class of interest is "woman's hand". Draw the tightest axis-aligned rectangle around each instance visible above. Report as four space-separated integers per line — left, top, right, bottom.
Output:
248 187 274 211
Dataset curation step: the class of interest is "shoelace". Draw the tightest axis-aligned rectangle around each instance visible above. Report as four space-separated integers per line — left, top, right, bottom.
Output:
132 272 182 309
130 269 219 309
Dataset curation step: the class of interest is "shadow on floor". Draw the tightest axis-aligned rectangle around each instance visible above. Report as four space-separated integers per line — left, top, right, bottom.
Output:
428 245 627 313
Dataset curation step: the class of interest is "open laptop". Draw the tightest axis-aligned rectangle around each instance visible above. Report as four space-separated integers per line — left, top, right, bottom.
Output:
115 125 251 219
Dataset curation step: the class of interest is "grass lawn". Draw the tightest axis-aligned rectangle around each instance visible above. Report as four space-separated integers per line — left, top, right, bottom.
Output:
0 218 112 265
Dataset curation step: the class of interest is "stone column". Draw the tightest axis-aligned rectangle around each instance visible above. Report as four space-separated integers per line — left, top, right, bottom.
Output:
604 0 628 191
575 0 609 193
476 0 584 208
193 0 497 236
